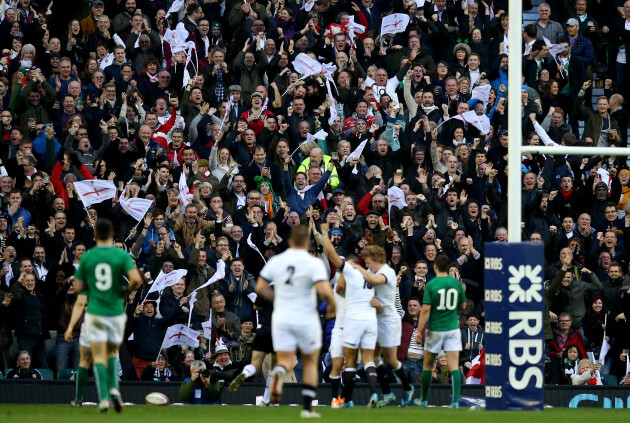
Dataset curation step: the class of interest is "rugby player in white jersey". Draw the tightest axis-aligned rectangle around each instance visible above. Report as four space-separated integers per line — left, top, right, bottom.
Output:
256 225 336 418
351 243 415 407
328 267 346 408
321 223 384 408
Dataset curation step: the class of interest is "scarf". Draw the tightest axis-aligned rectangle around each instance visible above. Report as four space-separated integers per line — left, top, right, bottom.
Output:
618 169 630 209
421 105 439 114
560 188 573 200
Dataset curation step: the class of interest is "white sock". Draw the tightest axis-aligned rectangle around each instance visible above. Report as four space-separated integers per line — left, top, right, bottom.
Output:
243 364 257 379
263 375 272 403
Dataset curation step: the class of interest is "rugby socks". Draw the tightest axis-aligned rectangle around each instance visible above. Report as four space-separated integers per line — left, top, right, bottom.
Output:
342 368 356 401
271 365 287 379
365 363 378 396
263 374 272 404
330 374 341 399
420 370 432 402
75 366 88 402
107 357 120 391
450 370 462 404
376 363 392 395
242 364 257 379
302 383 317 411
393 361 412 391
93 363 109 402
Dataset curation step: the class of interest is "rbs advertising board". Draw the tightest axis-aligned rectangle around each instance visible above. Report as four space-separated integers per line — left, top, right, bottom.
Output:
484 243 545 410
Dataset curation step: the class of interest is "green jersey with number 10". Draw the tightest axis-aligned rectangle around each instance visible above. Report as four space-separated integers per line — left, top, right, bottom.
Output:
75 245 135 317
423 275 466 332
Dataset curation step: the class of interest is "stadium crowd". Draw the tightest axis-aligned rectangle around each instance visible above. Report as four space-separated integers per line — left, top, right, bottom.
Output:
0 0 630 393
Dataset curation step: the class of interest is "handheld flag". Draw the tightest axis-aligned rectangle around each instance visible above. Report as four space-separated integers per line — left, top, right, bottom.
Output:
74 180 116 208
380 14 410 36
161 324 200 349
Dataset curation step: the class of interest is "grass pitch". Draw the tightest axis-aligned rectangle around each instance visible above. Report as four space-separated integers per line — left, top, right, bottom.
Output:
1 404 629 423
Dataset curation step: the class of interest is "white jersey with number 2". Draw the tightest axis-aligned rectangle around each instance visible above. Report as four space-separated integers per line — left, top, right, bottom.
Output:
259 248 329 321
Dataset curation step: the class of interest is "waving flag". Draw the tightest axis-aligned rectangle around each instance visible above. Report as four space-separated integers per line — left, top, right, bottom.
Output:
290 130 327 157
201 319 213 340
543 37 566 56
178 172 191 207
387 186 407 217
187 290 198 327
144 269 188 299
74 180 116 208
380 14 410 36
193 260 227 292
119 194 153 221
346 139 368 174
167 0 185 16
471 85 492 108
161 324 200 349
465 349 485 384
452 111 491 134
247 233 267 263
293 53 324 77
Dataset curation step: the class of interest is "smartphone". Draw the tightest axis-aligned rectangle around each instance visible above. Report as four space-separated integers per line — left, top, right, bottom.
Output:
331 152 339 161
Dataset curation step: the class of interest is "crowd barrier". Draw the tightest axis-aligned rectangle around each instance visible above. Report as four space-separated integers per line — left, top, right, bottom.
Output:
1 380 629 408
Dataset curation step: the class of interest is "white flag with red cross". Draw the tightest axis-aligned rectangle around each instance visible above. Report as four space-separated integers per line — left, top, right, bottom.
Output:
161 324 200 349
73 180 117 208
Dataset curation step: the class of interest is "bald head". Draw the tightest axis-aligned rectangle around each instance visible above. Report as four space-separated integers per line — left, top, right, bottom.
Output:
310 148 324 165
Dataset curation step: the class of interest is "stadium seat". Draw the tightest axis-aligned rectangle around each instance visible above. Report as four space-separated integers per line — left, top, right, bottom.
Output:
601 374 618 385
36 368 54 381
57 368 77 380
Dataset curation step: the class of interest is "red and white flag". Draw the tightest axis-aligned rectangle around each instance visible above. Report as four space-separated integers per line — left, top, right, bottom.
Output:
161 324 200 349
380 14 410 36
193 260 227 292
465 349 485 384
201 318 213 340
452 111 491 134
471 85 492 108
178 172 191 207
74 180 117 208
119 195 153 221
387 186 407 217
145 269 188 298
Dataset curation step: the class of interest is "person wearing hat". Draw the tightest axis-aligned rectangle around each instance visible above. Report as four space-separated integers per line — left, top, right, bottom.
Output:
210 340 243 383
224 85 243 122
130 299 181 379
451 43 471 79
141 350 177 381
565 18 595 66
80 0 106 39
239 91 274 136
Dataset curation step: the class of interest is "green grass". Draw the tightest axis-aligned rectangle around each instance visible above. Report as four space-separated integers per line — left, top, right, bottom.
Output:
1 405 629 423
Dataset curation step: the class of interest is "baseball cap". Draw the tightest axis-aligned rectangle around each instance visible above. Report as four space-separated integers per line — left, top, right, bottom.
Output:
565 18 579 26
332 188 345 195
93 0 105 6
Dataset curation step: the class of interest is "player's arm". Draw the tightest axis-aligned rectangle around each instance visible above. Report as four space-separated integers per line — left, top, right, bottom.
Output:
126 267 143 293
64 292 87 342
255 276 274 301
316 279 336 319
336 273 346 294
320 223 343 269
351 264 388 286
415 304 431 344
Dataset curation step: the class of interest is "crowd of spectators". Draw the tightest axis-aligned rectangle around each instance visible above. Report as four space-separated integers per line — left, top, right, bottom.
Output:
0 0 630 389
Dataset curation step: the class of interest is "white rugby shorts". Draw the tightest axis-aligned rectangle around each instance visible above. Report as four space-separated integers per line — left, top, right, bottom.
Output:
84 313 127 345
342 318 377 350
272 316 322 355
423 329 462 354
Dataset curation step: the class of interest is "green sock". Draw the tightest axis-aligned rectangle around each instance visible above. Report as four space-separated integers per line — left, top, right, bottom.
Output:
450 370 462 404
93 364 109 402
107 357 119 391
420 370 432 402
75 367 89 402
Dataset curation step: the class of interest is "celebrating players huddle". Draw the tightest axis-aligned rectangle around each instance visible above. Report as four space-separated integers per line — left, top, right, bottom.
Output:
70 222 466 417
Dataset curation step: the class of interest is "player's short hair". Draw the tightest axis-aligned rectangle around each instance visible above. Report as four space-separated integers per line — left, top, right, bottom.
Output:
362 245 386 263
95 218 114 241
289 224 311 248
434 255 451 273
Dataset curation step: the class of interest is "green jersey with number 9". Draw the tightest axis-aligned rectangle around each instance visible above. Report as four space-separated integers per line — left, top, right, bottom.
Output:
423 275 466 332
75 246 136 317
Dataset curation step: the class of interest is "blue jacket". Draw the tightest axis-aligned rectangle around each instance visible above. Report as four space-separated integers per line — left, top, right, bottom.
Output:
568 35 595 66
32 128 62 168
282 169 331 216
